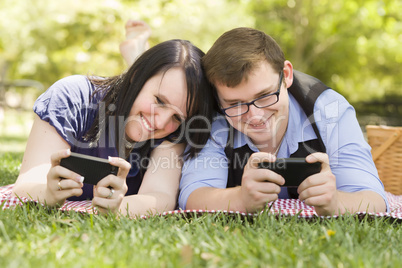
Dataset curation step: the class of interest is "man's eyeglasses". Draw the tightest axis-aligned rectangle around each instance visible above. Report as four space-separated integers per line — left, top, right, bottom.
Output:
221 71 284 117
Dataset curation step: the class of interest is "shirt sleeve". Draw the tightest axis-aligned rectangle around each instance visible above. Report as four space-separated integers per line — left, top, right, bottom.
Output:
314 90 389 211
178 117 230 209
33 75 99 147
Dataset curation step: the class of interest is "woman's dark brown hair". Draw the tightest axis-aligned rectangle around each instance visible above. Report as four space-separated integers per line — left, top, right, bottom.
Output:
85 39 215 160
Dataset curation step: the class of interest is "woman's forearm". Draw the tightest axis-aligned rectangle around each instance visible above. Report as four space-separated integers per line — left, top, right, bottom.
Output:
12 181 61 206
119 192 176 218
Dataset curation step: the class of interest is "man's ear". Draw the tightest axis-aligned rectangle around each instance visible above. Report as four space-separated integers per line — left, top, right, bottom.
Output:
283 60 293 88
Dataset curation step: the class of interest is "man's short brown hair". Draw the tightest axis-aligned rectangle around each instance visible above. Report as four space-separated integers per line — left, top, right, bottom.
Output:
202 27 285 87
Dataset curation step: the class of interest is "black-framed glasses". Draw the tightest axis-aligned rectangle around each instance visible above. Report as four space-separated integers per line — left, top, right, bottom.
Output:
221 71 284 117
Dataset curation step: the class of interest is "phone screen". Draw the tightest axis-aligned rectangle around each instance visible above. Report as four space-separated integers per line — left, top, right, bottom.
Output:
60 152 118 185
258 158 321 187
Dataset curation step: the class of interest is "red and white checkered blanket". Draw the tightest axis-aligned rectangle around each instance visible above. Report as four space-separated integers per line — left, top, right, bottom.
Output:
1 184 401 220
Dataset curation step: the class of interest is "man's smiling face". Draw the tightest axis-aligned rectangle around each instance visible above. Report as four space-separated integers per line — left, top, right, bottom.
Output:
216 60 291 151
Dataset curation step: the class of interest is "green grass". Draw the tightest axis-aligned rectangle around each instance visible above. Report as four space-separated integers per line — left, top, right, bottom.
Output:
1 134 402 267
0 203 401 267
0 152 23 185
0 135 28 153
0 108 31 153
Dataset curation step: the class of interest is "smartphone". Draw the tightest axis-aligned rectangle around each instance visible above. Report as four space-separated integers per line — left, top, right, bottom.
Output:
60 152 118 185
258 158 321 187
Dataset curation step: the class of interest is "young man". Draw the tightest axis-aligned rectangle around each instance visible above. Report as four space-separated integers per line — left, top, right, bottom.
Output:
178 27 387 216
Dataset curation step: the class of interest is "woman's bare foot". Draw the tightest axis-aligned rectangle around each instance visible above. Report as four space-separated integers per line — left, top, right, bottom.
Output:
119 20 151 66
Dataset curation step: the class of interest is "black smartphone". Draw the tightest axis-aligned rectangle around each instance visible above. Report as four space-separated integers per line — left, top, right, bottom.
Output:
60 152 118 185
258 158 321 187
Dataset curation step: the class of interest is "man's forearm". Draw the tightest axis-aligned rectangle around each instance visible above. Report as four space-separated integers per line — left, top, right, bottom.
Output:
186 187 247 212
335 190 387 215
186 188 387 215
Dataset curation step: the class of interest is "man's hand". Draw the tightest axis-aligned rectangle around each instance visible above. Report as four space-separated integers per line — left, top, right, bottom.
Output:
298 152 339 216
240 152 285 212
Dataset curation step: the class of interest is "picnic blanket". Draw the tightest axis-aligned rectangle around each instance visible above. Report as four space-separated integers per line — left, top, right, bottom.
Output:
1 184 402 220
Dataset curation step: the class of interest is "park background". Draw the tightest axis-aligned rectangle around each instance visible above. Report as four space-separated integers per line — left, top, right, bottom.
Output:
0 1 402 267
0 0 401 152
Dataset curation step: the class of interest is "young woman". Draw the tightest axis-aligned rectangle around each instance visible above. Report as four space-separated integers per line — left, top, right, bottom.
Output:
12 25 214 217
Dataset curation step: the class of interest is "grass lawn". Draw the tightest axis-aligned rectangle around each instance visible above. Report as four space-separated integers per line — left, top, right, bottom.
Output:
1 115 401 267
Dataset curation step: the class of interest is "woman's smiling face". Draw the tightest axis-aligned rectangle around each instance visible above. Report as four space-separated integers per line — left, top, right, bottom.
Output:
125 67 188 142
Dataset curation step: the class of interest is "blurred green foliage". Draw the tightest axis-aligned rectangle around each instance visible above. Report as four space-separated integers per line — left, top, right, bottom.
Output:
250 0 402 103
0 0 401 104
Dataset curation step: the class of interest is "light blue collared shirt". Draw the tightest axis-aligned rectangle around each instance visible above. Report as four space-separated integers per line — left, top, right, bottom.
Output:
179 89 388 210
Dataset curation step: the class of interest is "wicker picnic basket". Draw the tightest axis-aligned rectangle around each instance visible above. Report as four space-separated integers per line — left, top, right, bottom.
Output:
366 125 402 195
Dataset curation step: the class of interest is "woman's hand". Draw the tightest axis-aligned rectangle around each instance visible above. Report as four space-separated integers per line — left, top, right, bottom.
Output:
45 149 84 206
92 157 131 214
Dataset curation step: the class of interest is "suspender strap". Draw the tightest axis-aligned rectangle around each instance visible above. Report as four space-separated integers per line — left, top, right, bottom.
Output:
225 141 253 188
288 70 329 152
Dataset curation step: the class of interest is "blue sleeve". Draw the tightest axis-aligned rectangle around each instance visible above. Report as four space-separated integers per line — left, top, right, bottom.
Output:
178 117 230 210
33 75 100 147
314 90 389 211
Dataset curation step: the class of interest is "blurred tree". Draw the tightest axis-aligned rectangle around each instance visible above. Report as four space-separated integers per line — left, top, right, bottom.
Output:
247 0 402 103
118 0 255 56
0 0 400 106
0 0 253 91
0 0 127 89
